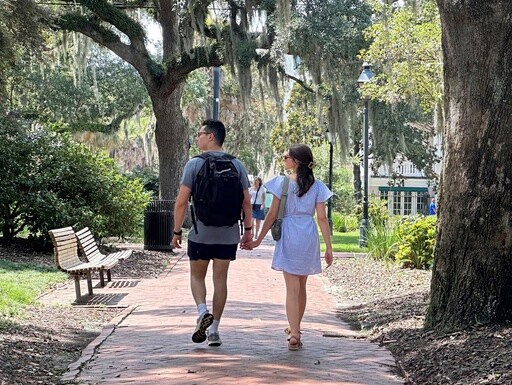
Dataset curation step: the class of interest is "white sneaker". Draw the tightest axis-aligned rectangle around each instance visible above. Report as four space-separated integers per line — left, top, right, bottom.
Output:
207 331 222 346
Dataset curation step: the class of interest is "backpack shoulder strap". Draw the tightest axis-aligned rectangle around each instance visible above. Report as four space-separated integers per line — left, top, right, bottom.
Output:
194 151 236 161
194 152 211 160
277 176 290 220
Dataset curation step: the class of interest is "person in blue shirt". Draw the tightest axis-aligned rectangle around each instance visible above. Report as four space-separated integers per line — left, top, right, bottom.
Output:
429 197 437 215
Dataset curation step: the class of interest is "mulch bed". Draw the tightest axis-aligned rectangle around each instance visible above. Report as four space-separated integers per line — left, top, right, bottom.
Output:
1 241 511 384
324 255 512 385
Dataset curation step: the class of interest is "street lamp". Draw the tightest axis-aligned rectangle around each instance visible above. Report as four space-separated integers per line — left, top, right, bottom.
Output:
212 67 221 119
325 129 334 234
357 62 373 247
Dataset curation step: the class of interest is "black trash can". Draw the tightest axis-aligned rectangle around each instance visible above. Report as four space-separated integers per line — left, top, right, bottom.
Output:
144 200 174 251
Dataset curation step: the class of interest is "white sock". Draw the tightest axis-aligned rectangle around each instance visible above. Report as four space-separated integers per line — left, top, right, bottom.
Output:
197 303 208 316
208 320 220 334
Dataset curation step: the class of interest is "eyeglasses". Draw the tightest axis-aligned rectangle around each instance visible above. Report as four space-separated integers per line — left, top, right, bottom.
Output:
283 155 292 160
197 131 210 137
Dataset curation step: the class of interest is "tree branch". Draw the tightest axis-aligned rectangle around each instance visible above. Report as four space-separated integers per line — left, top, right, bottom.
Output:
67 0 145 40
54 14 162 91
158 44 225 97
277 67 315 93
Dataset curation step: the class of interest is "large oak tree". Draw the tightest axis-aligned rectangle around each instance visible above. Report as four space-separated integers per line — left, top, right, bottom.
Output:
426 0 512 331
45 0 267 200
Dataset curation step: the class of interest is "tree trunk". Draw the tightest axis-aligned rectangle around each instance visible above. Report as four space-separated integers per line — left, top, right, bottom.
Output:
426 0 512 331
151 85 189 201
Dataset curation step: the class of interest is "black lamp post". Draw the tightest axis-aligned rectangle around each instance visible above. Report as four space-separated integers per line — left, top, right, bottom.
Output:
357 62 373 247
325 129 334 234
212 67 221 120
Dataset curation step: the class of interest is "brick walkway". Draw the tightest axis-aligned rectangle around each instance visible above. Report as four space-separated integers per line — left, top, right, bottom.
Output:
58 237 403 385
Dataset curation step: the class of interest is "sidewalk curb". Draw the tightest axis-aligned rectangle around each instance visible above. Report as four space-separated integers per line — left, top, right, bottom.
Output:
61 304 138 383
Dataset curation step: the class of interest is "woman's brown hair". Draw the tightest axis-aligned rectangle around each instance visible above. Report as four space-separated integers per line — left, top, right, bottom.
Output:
288 144 315 197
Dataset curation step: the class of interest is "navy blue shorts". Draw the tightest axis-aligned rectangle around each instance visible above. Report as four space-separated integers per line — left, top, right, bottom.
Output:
187 240 238 261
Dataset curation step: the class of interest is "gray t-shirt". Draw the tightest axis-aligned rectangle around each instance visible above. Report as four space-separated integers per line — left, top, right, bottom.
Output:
180 151 250 245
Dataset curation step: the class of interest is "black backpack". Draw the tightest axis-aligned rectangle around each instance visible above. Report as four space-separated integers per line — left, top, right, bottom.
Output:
190 152 244 232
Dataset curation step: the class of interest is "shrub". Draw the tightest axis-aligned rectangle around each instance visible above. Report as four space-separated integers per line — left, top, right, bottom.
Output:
394 215 436 269
126 166 159 198
369 195 389 228
332 212 359 232
0 121 150 248
366 219 400 263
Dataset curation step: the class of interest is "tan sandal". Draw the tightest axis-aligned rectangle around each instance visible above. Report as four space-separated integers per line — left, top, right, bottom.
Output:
284 327 302 341
288 335 303 351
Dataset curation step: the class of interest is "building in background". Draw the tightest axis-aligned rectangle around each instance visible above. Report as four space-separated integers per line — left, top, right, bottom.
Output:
367 133 442 216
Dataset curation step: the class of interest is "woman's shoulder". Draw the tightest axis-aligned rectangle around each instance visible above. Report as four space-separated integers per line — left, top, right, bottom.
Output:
264 175 284 191
313 179 327 188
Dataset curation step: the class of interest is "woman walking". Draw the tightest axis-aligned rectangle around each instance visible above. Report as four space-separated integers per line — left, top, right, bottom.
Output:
249 177 266 238
247 144 333 350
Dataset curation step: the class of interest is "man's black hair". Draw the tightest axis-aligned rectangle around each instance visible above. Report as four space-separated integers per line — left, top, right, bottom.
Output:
201 119 226 145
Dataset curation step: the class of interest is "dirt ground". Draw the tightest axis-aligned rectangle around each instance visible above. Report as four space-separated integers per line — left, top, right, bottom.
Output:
324 256 512 385
1 242 511 384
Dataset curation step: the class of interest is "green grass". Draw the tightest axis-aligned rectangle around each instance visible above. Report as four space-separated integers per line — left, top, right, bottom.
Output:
320 230 368 253
0 260 68 317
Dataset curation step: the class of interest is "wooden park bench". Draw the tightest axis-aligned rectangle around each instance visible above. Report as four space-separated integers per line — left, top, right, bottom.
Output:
48 227 132 303
75 227 132 285
48 227 101 302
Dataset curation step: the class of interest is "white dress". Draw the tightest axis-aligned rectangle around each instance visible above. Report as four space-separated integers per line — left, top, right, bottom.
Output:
265 176 333 276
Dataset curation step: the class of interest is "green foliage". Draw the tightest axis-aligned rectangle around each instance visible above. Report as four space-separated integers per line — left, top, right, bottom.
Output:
0 120 150 248
360 0 442 113
285 0 372 158
270 84 327 158
368 195 390 228
0 260 67 316
394 215 436 269
289 0 372 83
366 220 400 263
0 0 47 98
126 166 159 198
370 101 439 179
182 69 210 128
7 51 151 134
366 214 436 270
310 139 357 214
234 40 257 68
332 212 359 233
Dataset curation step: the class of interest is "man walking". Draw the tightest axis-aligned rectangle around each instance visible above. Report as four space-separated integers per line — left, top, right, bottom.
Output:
172 119 253 346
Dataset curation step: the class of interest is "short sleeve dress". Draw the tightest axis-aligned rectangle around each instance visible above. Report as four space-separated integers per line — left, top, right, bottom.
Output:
265 175 333 276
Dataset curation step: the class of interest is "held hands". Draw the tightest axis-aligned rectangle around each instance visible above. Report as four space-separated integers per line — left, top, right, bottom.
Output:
245 238 262 250
240 231 254 250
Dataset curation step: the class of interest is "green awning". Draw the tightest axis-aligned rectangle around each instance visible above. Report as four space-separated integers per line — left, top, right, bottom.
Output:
378 186 428 192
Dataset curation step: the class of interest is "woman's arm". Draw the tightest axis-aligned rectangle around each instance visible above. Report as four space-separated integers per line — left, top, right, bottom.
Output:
316 201 333 267
246 195 279 248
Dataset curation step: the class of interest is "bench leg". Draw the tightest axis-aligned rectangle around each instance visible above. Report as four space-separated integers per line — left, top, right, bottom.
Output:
73 275 82 303
99 269 105 287
86 271 93 295
106 269 112 282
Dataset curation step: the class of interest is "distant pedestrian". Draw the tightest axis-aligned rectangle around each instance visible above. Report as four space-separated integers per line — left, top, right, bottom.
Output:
429 197 437 215
249 177 266 239
172 119 253 347
246 144 333 351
